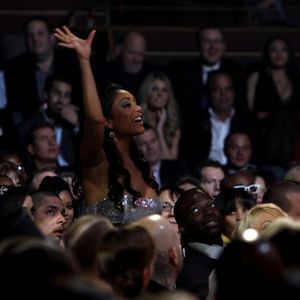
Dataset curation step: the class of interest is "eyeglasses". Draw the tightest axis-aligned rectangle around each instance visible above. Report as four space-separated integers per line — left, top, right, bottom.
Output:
161 202 175 212
233 184 260 194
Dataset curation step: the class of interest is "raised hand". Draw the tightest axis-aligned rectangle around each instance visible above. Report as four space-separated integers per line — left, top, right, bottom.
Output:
54 26 96 60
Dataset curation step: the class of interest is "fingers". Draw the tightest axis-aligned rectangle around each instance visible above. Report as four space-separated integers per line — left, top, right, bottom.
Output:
87 30 96 44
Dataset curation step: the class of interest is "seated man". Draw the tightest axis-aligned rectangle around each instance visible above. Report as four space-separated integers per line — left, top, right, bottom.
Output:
193 159 225 198
21 74 79 167
25 122 59 173
174 188 224 300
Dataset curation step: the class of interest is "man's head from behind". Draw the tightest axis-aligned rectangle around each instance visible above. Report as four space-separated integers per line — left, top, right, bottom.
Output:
134 214 182 290
262 180 300 220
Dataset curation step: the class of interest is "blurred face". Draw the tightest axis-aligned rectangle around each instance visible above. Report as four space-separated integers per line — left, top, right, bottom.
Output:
23 195 33 215
200 28 225 65
148 79 169 110
135 128 160 166
255 176 267 204
224 200 248 238
226 134 252 168
25 19 54 59
209 74 234 113
47 81 72 115
200 166 225 198
58 190 74 228
268 39 289 68
286 192 300 219
159 189 178 232
108 90 144 137
179 190 222 240
33 195 67 242
121 32 146 74
28 127 59 162
31 170 57 192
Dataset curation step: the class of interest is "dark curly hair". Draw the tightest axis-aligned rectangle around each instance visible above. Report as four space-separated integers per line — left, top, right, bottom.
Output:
102 84 159 210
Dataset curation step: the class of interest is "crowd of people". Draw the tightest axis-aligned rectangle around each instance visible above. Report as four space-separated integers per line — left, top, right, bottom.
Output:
0 15 300 299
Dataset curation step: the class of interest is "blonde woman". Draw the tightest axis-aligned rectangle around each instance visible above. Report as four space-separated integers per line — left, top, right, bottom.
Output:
138 72 181 160
232 203 289 239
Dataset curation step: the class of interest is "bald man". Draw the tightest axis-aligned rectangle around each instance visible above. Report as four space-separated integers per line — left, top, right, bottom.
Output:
134 214 183 292
96 31 159 96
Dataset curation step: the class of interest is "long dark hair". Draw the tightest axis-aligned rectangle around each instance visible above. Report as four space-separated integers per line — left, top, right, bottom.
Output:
102 84 159 209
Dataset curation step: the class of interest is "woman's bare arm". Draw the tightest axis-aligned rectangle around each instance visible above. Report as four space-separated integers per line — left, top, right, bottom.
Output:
54 26 105 166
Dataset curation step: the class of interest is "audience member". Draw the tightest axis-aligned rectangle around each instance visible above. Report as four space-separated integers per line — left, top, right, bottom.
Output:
95 30 158 97
98 224 155 299
4 16 81 125
135 123 187 188
247 36 300 172
0 185 33 215
63 214 114 290
25 122 59 172
21 74 79 167
38 175 80 227
232 203 288 239
284 164 300 182
27 166 57 192
193 159 225 198
262 180 300 219
180 70 258 167
54 27 160 218
169 25 247 129
215 188 256 244
135 214 183 292
174 188 224 300
31 190 68 246
223 130 258 175
0 161 25 186
138 71 181 159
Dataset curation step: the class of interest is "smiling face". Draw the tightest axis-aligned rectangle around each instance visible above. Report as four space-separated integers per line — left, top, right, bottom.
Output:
46 80 72 116
147 79 169 111
106 89 144 137
199 28 225 66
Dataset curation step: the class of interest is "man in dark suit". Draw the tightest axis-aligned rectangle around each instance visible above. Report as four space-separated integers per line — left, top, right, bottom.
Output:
135 123 187 189
4 16 81 126
21 74 79 168
179 70 259 168
168 26 247 129
174 188 224 300
95 31 158 97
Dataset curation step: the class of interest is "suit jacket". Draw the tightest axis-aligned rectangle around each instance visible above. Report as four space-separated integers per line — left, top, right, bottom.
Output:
159 159 189 187
179 108 260 167
21 112 78 167
4 48 81 125
176 245 218 300
168 58 247 128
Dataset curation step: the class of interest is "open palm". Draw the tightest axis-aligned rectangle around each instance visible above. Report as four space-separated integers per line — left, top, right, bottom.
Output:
54 26 96 60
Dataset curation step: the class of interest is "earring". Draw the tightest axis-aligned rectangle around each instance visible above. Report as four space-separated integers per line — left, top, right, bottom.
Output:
109 131 117 142
109 131 115 139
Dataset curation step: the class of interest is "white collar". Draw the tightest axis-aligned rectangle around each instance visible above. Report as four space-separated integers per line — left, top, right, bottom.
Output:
202 62 220 72
188 242 224 260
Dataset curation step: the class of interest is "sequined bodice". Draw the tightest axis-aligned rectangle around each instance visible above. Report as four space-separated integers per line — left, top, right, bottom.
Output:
85 195 162 225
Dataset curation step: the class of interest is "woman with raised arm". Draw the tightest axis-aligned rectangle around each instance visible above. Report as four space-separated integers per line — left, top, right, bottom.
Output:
54 27 160 224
